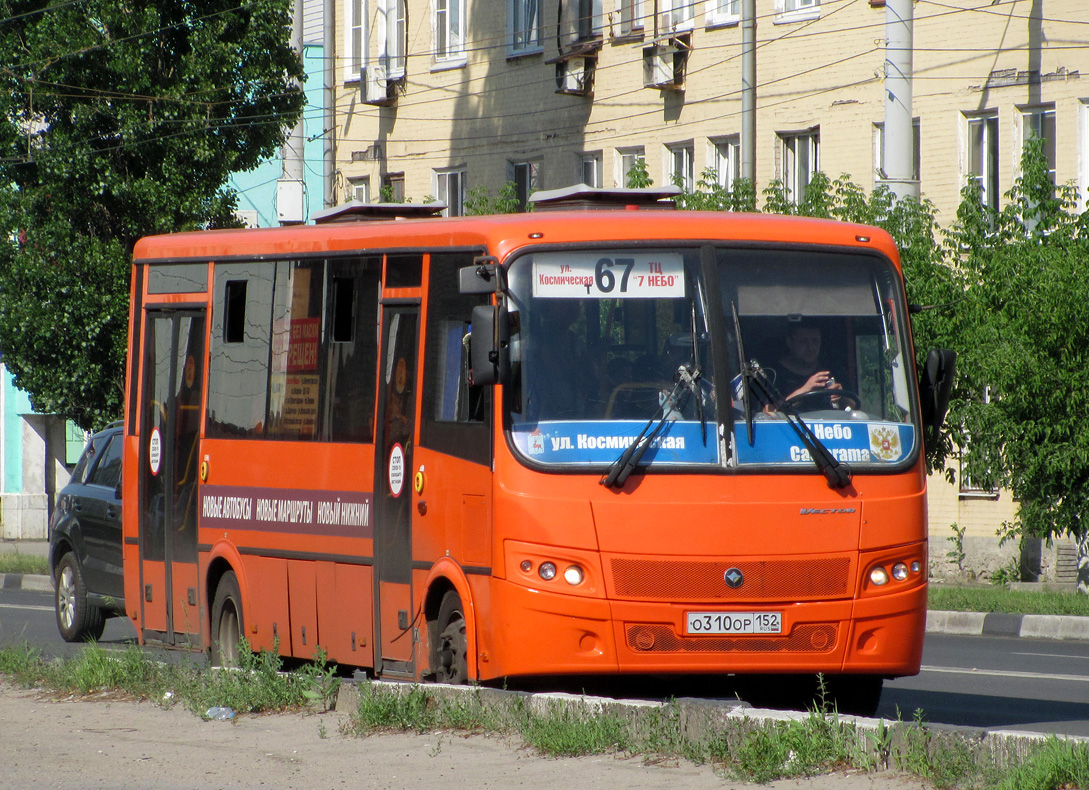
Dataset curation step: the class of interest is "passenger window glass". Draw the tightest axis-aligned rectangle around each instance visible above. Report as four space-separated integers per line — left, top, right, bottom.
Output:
88 434 122 490
324 257 381 442
267 261 325 440
207 263 274 438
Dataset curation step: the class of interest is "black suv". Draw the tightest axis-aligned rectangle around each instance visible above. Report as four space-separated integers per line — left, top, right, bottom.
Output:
49 422 125 641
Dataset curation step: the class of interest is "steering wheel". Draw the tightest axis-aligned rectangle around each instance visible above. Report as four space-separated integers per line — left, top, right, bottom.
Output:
786 388 863 411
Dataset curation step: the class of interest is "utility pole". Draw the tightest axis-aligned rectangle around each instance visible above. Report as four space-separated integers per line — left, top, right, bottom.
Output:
740 0 756 184
880 0 919 201
323 0 336 207
277 0 306 224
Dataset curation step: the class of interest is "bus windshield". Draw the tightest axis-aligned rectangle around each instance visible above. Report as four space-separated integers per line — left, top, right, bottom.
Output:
505 244 917 471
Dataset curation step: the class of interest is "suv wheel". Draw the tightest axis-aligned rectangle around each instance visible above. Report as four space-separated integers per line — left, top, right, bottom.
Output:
55 552 106 642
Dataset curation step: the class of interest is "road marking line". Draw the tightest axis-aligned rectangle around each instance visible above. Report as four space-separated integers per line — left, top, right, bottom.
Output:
922 664 1089 684
0 603 53 612
1012 651 1089 661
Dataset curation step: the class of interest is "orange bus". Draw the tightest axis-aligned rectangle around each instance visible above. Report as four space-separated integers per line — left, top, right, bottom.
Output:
121 187 953 715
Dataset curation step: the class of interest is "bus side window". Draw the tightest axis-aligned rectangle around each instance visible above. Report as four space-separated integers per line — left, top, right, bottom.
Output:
207 264 274 438
324 257 381 443
420 252 492 466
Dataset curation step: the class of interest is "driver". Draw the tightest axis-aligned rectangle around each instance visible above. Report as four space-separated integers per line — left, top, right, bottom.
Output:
775 322 844 405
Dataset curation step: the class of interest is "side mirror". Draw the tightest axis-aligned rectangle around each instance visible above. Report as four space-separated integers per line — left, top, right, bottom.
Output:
469 304 510 386
919 348 956 436
459 262 501 294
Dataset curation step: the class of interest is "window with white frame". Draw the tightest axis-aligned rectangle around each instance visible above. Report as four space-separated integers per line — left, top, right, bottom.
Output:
710 136 740 190
780 128 819 204
966 112 999 212
667 142 694 191
511 161 539 210
781 0 819 13
617 146 645 187
344 0 366 81
435 169 466 216
1022 106 1056 184
581 152 603 187
349 177 370 203
510 0 540 53
384 0 407 78
573 0 603 41
706 0 739 26
619 0 644 35
873 119 920 181
661 0 695 31
435 0 465 62
1081 101 1089 214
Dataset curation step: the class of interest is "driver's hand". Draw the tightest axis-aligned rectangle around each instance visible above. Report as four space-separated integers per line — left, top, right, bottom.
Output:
803 370 835 393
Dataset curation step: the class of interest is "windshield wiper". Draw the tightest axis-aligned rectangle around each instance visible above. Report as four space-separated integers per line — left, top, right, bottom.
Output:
730 303 851 490
689 302 706 443
601 370 694 489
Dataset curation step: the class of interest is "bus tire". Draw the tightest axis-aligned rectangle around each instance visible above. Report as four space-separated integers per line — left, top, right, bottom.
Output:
55 552 105 642
210 571 244 667
433 590 468 684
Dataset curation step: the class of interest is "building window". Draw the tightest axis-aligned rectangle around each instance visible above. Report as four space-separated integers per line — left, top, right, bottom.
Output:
617 146 646 187
510 162 539 210
349 177 370 203
660 0 694 31
1081 102 1089 214
1022 106 1056 184
619 0 644 35
344 0 366 81
781 0 819 13
435 169 466 216
510 0 541 53
780 128 819 204
966 113 999 212
709 136 740 190
384 0 407 78
706 0 739 26
581 152 603 187
381 172 405 202
873 119 920 182
435 0 465 62
667 142 694 191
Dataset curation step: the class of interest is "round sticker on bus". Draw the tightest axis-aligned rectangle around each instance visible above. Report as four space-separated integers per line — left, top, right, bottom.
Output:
388 443 405 497
149 427 162 476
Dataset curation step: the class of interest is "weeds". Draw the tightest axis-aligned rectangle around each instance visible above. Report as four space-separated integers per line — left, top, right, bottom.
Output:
0 553 49 576
929 585 1089 616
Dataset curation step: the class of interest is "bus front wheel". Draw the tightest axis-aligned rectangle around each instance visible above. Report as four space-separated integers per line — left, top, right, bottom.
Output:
210 571 244 667
432 590 468 684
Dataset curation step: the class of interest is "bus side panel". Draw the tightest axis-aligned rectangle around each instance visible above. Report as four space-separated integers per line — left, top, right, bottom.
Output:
243 556 290 654
140 561 168 634
287 560 318 659
324 563 374 667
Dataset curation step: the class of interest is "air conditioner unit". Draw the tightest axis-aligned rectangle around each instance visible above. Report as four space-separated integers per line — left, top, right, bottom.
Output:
555 56 595 96
361 63 395 106
643 42 686 90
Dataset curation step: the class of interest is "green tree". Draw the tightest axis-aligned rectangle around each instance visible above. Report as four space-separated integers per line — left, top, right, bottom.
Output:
0 0 305 429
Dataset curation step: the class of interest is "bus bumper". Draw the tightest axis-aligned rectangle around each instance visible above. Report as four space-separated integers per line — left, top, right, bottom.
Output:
485 577 925 680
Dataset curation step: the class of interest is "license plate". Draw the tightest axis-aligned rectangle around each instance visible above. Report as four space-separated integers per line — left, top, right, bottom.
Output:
685 611 782 635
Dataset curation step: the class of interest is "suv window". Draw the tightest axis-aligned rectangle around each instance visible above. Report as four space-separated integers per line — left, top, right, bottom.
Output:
70 433 104 484
87 433 122 491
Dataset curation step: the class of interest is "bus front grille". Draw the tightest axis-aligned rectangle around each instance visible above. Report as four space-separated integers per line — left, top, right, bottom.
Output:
625 623 838 654
609 557 851 601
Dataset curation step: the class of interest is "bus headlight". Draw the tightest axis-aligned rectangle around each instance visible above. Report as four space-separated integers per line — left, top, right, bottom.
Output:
891 562 909 582
563 565 584 586
538 562 557 581
869 566 889 586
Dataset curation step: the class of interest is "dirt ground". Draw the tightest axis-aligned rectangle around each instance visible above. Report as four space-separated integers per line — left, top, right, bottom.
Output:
1 682 927 789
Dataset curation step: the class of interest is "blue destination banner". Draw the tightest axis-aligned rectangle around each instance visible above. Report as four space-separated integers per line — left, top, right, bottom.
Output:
512 420 720 465
733 420 916 466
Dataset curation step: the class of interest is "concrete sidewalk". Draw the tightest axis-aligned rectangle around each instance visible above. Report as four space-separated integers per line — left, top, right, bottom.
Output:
6 538 1089 641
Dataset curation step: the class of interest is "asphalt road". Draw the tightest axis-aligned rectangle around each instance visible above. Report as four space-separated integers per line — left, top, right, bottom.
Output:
4 584 1089 735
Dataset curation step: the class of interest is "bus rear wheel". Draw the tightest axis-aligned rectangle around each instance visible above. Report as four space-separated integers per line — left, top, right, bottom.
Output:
210 571 244 667
432 590 468 684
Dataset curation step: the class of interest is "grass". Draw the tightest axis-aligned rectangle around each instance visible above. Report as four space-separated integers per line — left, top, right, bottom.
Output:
929 585 1089 617
5 642 1089 788
0 553 49 576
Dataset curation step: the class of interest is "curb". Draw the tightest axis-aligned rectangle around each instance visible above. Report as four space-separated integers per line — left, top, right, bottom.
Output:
6 573 1089 642
0 573 52 593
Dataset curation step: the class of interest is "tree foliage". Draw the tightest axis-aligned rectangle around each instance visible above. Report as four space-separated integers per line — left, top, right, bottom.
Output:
0 0 305 429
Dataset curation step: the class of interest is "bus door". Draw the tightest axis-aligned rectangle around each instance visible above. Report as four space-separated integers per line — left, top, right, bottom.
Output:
138 309 205 646
373 305 418 675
